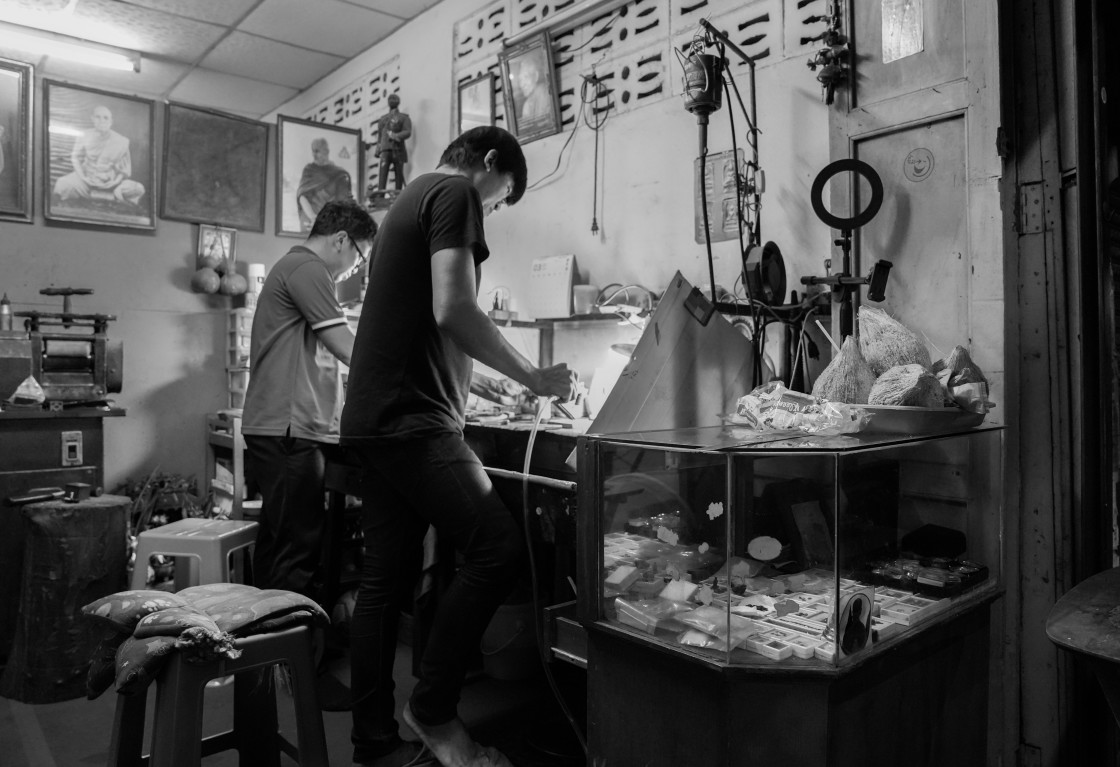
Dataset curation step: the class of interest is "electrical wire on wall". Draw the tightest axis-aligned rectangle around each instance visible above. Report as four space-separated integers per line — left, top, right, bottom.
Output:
528 62 613 204
583 71 609 234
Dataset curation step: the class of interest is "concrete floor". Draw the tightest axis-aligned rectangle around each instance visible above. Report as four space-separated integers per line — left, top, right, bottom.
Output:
0 640 587 766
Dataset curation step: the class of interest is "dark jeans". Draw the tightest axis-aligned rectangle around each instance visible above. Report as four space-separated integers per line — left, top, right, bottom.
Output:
378 151 405 190
244 434 329 606
349 432 523 763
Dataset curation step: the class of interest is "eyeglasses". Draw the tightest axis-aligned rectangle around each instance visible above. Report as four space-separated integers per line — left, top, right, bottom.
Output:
346 234 370 265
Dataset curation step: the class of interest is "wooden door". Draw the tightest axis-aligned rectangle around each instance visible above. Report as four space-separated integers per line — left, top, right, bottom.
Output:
825 1 1008 763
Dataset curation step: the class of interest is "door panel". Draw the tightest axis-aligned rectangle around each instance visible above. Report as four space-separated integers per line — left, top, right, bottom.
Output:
855 114 969 353
853 0 965 107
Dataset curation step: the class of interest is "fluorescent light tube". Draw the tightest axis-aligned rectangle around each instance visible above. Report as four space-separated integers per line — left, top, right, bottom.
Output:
1 24 140 72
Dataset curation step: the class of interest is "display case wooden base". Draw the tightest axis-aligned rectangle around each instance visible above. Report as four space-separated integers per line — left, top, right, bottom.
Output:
586 596 994 767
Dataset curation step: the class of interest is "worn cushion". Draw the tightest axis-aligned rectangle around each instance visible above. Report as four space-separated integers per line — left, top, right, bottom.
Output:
81 590 190 633
82 583 329 698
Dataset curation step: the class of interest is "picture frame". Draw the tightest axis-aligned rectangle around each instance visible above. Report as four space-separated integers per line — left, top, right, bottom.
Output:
498 33 561 144
43 80 155 229
277 115 363 238
161 103 269 232
0 58 33 223
457 72 495 137
197 223 236 268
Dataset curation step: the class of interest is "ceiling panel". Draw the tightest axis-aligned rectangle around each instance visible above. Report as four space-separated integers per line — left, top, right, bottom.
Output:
241 0 402 59
0 0 448 118
169 67 298 119
0 0 226 60
201 31 345 89
343 0 445 19
122 0 260 27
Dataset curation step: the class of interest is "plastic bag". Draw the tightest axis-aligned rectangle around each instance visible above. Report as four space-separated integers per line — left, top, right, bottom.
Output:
725 381 868 436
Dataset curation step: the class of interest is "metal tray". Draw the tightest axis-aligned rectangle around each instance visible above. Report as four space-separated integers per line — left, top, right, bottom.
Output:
860 405 985 435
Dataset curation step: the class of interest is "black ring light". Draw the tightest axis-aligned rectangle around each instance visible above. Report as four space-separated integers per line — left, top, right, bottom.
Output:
810 158 884 231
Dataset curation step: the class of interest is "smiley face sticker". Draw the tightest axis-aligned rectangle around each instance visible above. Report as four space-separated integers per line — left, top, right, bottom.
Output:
904 148 935 182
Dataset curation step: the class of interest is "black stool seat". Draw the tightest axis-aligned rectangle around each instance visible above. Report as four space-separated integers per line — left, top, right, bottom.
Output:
107 623 328 767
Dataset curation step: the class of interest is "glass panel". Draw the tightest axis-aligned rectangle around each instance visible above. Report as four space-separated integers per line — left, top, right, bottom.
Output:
598 443 731 662
588 426 1003 671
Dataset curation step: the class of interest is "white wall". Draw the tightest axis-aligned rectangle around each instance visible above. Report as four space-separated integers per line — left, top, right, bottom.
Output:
270 0 834 320
0 0 835 493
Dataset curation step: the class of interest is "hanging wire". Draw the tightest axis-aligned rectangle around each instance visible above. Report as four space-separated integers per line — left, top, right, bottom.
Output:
566 7 625 53
527 97 584 190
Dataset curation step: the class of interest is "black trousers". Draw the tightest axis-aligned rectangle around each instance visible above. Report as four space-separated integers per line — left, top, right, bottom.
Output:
244 433 330 607
378 151 405 190
348 432 524 763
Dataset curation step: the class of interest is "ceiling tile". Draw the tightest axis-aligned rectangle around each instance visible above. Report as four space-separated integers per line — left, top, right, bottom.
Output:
169 67 298 119
32 55 190 101
122 0 260 27
343 0 445 19
0 0 226 61
241 0 401 59
201 31 344 89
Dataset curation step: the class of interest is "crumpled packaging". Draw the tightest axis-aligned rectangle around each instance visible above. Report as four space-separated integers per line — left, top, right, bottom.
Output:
931 345 996 414
726 381 868 436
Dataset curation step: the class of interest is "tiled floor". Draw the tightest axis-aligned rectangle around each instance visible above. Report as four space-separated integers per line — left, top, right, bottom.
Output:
0 640 587 766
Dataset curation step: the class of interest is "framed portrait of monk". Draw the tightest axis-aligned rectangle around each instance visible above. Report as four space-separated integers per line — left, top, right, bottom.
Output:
277 115 363 238
161 103 269 231
43 80 155 230
0 58 33 224
498 32 561 144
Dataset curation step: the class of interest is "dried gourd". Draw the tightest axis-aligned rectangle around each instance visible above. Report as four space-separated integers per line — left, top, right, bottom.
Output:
811 336 876 404
868 364 945 407
858 306 932 376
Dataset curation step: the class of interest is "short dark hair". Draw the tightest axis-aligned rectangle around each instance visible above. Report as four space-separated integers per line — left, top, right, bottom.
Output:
308 198 377 242
439 126 528 205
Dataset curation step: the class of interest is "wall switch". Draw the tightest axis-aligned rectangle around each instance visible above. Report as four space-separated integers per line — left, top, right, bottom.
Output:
61 431 83 466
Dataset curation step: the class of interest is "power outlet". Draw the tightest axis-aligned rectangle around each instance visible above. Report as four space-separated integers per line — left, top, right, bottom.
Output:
61 430 83 467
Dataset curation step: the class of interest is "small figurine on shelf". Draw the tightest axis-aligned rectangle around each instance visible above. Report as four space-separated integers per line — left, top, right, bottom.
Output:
376 93 412 191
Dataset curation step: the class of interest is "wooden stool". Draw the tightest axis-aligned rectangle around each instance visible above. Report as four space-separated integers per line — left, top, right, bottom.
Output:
132 518 258 590
107 623 328 767
1046 565 1120 728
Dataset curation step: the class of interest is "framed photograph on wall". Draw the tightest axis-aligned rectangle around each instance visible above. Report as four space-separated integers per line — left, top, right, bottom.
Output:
43 80 155 229
498 33 561 144
197 223 236 268
457 72 495 137
277 116 363 237
162 103 269 232
0 58 33 223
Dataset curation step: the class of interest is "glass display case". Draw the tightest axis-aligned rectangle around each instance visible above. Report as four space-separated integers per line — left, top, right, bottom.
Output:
577 423 1002 670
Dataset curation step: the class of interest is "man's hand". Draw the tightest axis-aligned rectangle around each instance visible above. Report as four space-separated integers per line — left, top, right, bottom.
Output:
530 363 578 401
470 372 527 407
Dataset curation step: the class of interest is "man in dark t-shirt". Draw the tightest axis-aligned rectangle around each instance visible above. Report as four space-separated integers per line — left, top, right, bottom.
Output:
341 127 574 767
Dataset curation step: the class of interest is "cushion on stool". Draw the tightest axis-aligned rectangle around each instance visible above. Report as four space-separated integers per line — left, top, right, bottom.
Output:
81 584 330 699
83 590 191 634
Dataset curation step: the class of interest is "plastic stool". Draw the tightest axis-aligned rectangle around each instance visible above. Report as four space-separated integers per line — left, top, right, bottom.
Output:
106 623 328 767
132 518 258 591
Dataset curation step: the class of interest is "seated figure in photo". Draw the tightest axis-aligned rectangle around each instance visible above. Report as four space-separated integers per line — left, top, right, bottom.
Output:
54 105 145 205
